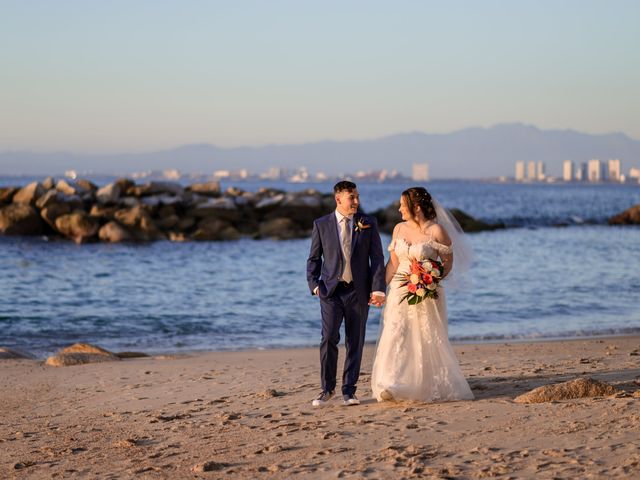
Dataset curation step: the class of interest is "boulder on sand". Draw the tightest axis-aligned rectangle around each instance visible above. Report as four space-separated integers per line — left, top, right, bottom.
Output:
514 377 619 403
45 343 120 367
0 347 36 360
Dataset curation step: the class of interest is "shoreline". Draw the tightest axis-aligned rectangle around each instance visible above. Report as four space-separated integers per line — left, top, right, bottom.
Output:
2 336 640 478
6 331 640 361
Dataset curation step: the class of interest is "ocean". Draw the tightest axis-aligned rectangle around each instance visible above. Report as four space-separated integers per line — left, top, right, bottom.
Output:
1 178 639 356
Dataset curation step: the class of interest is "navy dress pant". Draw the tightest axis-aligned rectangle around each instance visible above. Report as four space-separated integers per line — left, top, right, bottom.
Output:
319 282 369 395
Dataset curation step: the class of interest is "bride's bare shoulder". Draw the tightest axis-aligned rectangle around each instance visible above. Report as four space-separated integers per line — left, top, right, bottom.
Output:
392 222 408 235
430 223 451 246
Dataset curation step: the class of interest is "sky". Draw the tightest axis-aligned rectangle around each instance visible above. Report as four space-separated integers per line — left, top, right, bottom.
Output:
1 0 639 153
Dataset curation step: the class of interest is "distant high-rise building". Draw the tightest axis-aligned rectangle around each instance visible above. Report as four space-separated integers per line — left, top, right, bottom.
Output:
536 162 546 181
575 162 588 181
412 163 429 181
262 167 282 180
515 161 525 181
588 159 604 182
213 169 230 178
562 160 574 182
629 167 640 182
607 159 621 182
527 161 536 181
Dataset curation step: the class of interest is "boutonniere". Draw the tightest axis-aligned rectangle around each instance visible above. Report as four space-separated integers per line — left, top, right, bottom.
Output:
354 219 371 233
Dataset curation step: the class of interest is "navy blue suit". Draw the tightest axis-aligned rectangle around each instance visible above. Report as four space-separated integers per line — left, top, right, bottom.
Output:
307 212 386 395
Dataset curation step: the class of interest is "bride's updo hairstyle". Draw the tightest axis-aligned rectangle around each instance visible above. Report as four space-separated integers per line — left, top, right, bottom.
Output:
402 187 437 221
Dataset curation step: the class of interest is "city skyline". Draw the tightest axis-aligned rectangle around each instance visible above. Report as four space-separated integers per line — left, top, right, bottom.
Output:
1 1 639 155
2 122 639 179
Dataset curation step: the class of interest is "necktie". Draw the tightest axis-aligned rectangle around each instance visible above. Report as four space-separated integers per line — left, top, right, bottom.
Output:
341 217 352 283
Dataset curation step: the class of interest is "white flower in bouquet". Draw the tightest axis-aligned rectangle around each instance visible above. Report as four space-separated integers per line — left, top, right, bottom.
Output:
427 282 438 290
416 288 426 297
410 274 420 284
430 269 440 278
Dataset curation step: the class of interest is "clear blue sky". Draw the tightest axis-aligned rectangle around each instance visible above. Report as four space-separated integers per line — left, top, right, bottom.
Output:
1 0 638 153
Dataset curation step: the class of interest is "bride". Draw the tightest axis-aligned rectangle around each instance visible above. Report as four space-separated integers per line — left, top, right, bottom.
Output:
371 187 474 403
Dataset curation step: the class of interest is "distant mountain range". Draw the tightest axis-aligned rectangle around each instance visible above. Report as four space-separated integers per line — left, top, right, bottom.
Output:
1 123 639 179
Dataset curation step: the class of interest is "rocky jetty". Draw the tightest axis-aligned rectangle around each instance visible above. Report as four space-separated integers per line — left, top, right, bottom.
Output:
608 204 640 225
1 178 499 242
371 201 505 234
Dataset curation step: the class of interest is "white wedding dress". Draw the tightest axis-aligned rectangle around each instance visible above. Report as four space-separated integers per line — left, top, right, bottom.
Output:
371 236 474 403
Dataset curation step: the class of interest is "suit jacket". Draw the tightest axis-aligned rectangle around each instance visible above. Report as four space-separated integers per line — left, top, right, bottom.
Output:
307 212 386 306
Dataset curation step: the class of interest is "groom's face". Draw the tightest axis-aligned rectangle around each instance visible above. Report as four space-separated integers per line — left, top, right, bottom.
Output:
335 188 360 217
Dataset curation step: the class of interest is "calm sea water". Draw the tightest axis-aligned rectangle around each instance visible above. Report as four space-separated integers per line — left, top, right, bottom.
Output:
1 179 639 356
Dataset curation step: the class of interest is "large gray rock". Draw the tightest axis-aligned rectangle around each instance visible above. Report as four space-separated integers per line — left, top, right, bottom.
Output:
89 204 118 221
75 178 98 193
156 214 180 230
56 179 84 196
96 183 121 205
449 209 505 233
114 178 135 196
12 182 44 206
98 221 134 242
114 205 165 241
131 181 184 197
255 193 285 210
41 176 55 190
187 181 221 197
55 212 100 243
514 377 618 403
0 347 36 360
188 197 242 224
40 203 72 229
192 217 240 241
0 204 46 235
0 187 19 205
35 189 62 210
608 204 640 225
258 217 301 239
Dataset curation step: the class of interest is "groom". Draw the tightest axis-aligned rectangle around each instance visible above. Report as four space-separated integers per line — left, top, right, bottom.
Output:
307 181 386 406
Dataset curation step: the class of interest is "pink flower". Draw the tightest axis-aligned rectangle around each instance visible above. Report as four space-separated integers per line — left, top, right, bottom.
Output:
407 283 417 293
422 273 433 285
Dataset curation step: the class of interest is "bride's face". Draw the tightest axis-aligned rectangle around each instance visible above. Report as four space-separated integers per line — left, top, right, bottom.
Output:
399 196 412 221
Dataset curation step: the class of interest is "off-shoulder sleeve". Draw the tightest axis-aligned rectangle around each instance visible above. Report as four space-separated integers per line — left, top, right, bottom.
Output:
432 240 453 256
388 223 401 252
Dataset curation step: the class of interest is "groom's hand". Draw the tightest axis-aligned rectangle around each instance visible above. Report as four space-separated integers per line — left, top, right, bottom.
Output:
369 293 385 307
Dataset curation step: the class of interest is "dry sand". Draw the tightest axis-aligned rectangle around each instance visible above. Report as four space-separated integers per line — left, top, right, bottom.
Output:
1 336 640 479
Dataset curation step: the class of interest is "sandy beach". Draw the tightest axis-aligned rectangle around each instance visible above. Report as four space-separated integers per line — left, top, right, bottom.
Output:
2 336 640 479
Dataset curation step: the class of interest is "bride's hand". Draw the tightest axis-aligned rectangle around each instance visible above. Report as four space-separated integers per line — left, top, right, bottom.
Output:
369 294 385 307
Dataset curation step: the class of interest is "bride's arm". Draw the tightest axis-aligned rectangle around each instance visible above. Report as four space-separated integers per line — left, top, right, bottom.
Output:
432 224 454 278
385 224 401 284
385 251 400 284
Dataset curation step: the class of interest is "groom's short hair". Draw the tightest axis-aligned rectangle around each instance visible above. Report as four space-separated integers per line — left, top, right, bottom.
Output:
334 181 357 193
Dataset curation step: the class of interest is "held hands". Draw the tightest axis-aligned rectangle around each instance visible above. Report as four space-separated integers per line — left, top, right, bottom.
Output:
369 294 385 308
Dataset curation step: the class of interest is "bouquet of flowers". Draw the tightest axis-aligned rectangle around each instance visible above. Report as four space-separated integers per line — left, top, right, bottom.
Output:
396 258 444 305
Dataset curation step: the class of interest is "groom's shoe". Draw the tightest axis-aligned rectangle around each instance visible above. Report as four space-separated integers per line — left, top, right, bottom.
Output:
312 390 335 407
342 394 360 406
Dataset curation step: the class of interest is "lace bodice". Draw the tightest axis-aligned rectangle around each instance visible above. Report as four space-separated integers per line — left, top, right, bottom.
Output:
389 237 452 263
